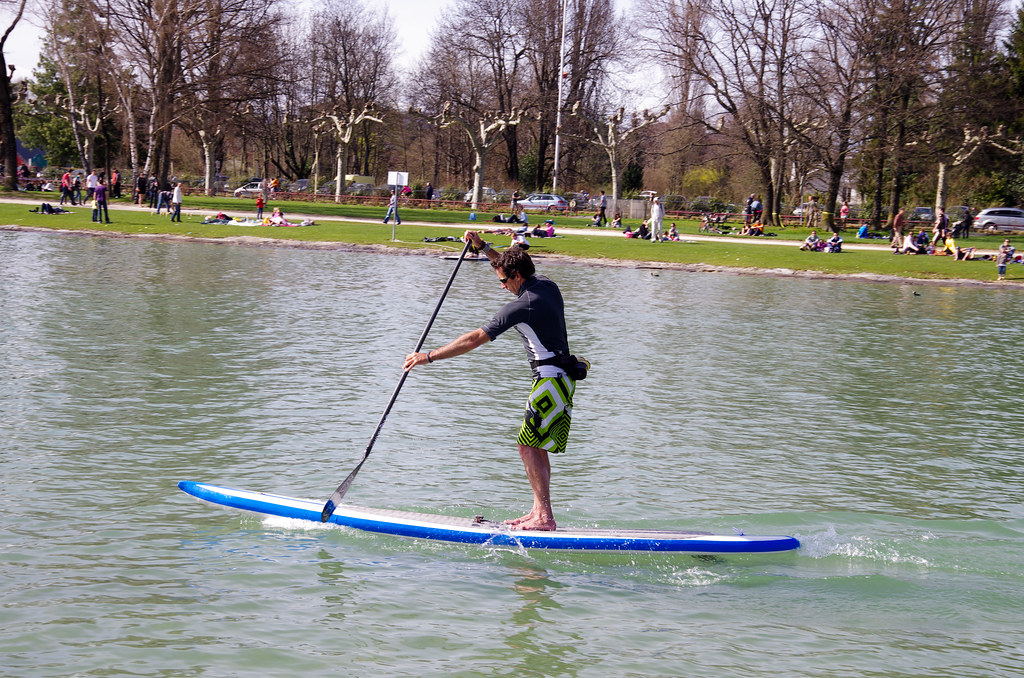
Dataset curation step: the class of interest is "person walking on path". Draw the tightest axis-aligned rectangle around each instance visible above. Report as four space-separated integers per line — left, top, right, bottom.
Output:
891 207 906 248
60 171 73 205
403 233 582 531
383 189 401 225
256 194 265 220
170 182 183 222
598 191 608 226
85 170 99 201
135 174 147 205
649 196 664 242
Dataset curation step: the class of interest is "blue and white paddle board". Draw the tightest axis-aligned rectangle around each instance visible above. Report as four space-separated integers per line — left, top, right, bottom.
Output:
178 481 799 554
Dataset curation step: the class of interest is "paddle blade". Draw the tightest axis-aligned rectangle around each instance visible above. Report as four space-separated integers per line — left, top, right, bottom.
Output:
320 458 366 522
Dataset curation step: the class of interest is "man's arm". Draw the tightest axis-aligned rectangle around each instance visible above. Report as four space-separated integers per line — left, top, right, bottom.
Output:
404 328 491 372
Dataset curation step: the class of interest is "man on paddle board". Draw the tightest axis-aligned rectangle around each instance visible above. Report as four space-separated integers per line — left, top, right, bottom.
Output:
403 231 582 531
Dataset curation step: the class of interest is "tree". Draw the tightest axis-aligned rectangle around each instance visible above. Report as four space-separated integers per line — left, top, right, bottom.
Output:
307 1 397 184
413 101 526 209
569 102 669 203
787 0 875 232
0 0 27 189
177 0 285 194
923 0 1016 211
648 0 806 227
445 0 528 184
315 105 385 203
15 56 79 167
520 0 619 191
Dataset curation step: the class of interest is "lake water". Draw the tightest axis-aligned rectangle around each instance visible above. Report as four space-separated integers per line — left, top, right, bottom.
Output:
2 231 1022 677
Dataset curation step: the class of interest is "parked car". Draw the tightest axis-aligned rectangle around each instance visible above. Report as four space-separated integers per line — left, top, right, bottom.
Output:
288 179 310 193
464 186 498 202
233 181 265 198
661 195 688 212
519 193 569 211
912 206 934 222
691 196 722 212
973 207 1024 232
346 183 376 195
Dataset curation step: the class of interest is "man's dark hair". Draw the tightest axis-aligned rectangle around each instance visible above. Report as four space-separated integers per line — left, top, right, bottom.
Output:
493 246 535 279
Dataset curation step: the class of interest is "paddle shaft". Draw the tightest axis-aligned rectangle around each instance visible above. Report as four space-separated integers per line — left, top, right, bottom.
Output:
321 240 475 521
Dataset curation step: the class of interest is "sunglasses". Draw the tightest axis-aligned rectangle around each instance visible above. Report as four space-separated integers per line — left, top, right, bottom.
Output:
498 275 511 284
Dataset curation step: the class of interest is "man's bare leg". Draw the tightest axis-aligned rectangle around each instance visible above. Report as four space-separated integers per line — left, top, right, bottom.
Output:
504 444 556 531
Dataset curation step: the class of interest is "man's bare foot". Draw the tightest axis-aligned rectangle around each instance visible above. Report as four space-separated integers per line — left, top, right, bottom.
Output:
510 518 556 531
504 512 535 526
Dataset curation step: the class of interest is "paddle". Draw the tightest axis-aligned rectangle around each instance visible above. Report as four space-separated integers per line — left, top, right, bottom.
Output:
321 239 475 522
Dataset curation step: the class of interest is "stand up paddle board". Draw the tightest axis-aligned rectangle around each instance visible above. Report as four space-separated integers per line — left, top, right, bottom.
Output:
179 481 799 554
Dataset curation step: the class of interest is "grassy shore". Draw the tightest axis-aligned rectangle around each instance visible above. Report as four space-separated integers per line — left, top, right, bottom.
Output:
3 192 1022 285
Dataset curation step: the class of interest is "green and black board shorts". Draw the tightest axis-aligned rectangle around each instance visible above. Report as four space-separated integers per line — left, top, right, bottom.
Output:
517 375 575 454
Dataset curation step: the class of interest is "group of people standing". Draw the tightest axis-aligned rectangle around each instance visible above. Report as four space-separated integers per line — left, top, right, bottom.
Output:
59 168 120 207
56 168 191 224
58 169 113 223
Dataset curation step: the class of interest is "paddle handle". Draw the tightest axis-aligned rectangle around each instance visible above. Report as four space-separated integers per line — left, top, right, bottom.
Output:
321 240 474 521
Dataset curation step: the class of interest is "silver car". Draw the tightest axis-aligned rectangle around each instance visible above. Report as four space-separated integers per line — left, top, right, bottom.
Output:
233 181 265 198
464 186 498 202
519 193 568 212
973 207 1024 232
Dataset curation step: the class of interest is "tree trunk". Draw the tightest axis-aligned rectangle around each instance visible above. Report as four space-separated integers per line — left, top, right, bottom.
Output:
469 146 487 210
503 125 519 184
0 52 16 190
334 147 344 203
935 161 948 213
886 122 906 231
770 157 784 227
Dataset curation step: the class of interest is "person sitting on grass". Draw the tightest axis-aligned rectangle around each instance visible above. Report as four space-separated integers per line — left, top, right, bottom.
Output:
955 245 976 260
895 233 920 254
936 234 957 256
590 213 603 228
826 232 843 253
800 230 821 251
611 212 622 229
666 223 680 241
915 230 930 250
531 221 556 238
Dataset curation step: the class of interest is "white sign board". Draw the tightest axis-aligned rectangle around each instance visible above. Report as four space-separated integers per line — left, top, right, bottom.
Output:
387 171 409 187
